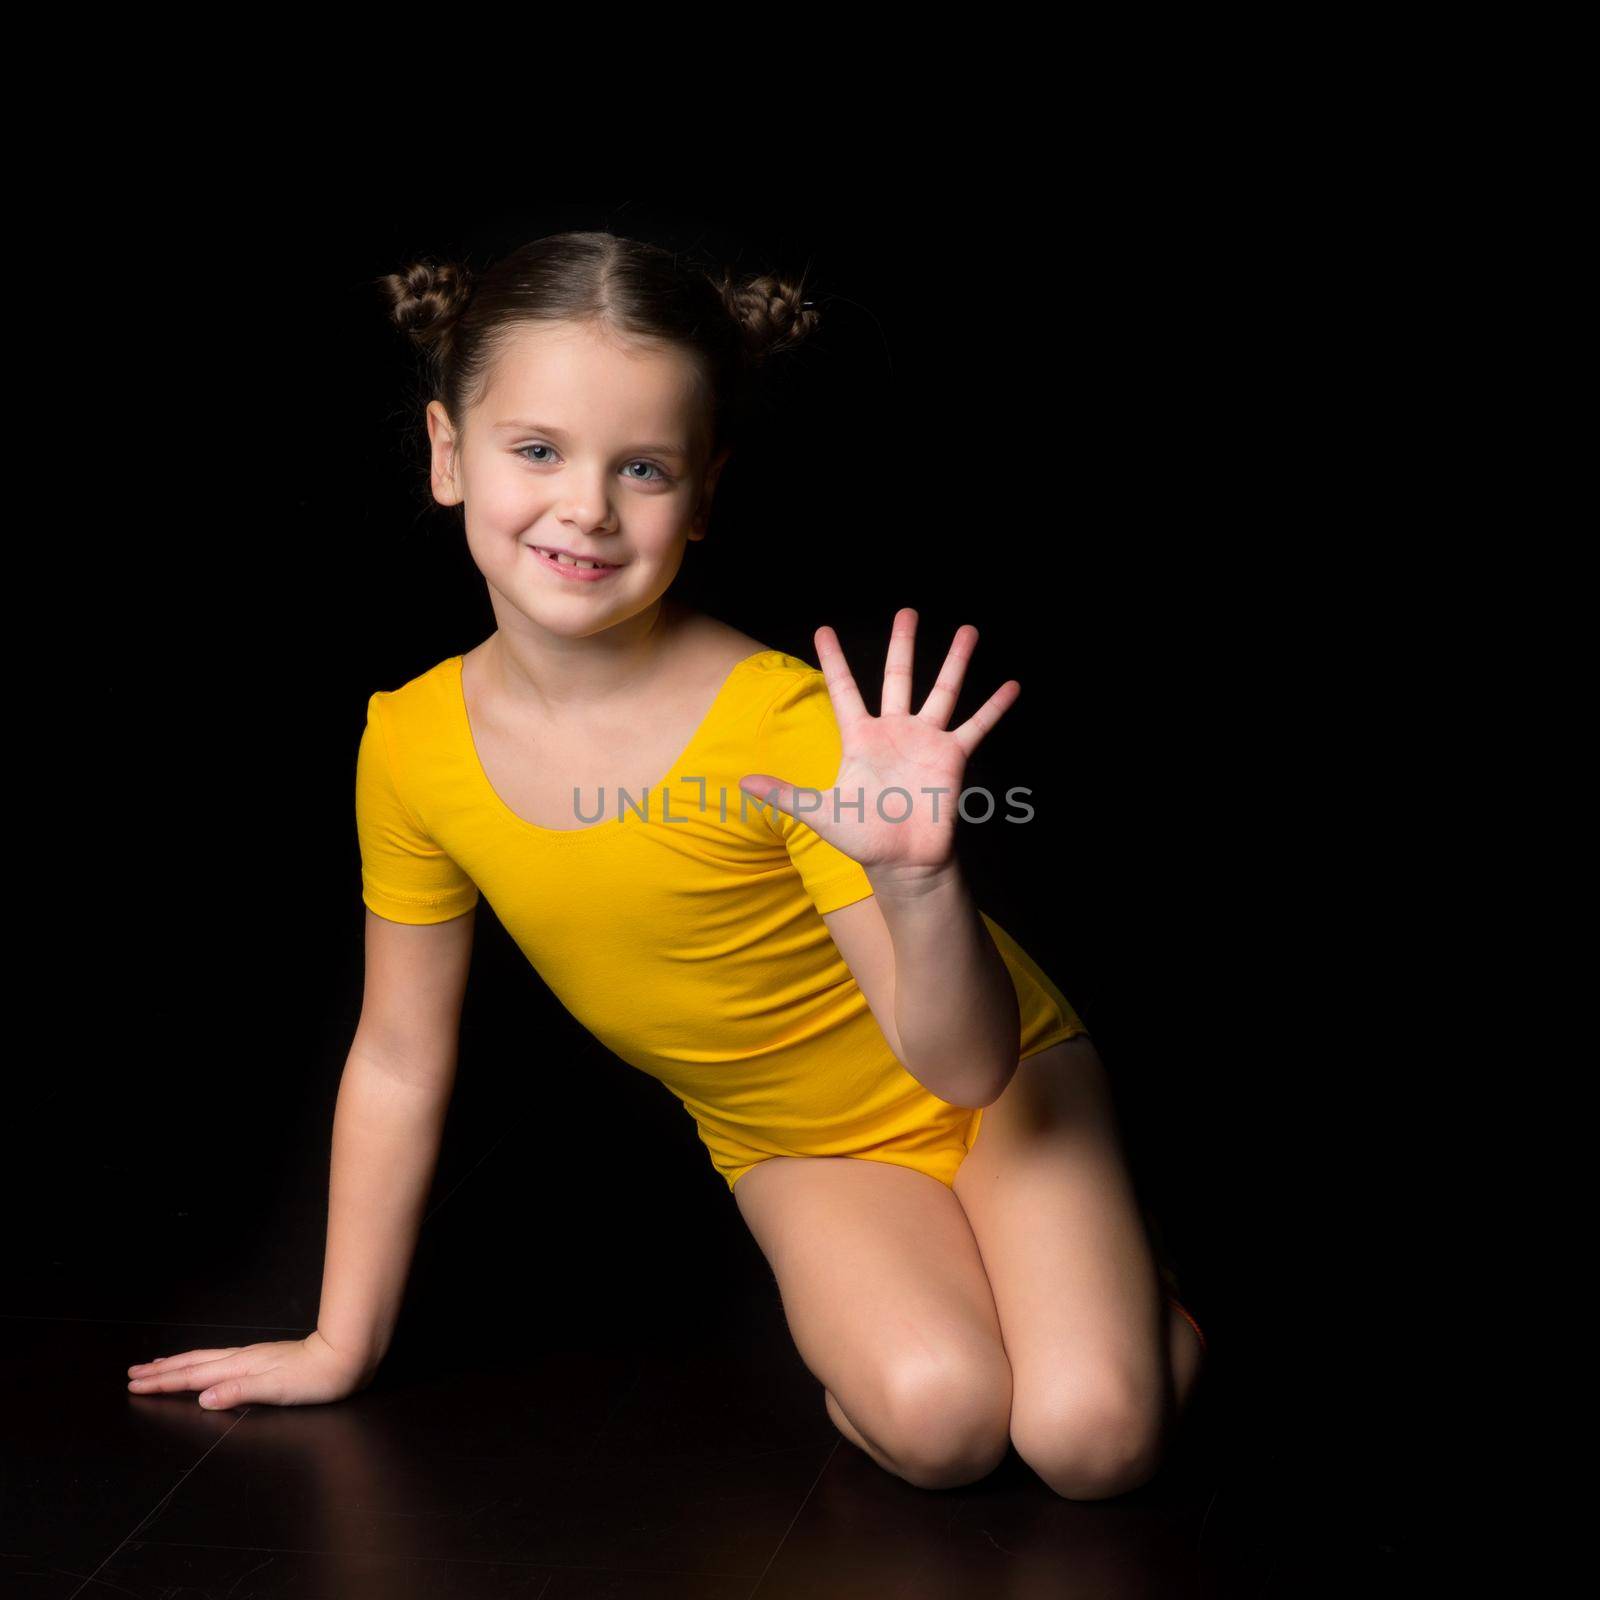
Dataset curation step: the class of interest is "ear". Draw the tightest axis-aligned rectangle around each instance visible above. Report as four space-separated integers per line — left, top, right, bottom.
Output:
426 401 463 506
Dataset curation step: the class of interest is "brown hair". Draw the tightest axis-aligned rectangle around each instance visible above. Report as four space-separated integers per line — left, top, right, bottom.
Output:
375 229 820 507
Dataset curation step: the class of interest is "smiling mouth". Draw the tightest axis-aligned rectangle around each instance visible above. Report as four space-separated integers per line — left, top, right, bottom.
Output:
529 546 623 570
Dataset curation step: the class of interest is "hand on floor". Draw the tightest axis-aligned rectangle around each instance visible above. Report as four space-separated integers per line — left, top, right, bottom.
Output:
125 1329 374 1409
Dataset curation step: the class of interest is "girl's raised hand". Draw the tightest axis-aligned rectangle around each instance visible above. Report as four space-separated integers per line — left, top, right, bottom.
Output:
739 608 1020 882
125 1330 374 1410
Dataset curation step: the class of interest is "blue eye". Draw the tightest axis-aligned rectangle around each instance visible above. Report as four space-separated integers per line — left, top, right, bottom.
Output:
515 444 672 484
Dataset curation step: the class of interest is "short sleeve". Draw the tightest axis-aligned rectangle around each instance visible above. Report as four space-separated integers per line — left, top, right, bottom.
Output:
752 669 875 916
355 693 480 925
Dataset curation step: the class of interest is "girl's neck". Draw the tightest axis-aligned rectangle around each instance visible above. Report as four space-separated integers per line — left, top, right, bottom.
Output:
481 596 707 720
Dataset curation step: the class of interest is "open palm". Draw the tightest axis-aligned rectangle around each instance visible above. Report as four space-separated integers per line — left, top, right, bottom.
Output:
739 608 1020 877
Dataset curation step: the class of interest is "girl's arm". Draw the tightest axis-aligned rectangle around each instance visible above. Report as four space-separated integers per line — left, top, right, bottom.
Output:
316 907 475 1379
744 610 1027 1109
825 864 1021 1108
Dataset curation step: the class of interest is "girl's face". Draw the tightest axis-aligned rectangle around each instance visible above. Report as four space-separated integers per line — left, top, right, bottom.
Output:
427 318 726 642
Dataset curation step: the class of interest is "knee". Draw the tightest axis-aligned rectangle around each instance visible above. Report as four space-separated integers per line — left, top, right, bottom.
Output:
1009 1373 1168 1501
874 1354 1013 1490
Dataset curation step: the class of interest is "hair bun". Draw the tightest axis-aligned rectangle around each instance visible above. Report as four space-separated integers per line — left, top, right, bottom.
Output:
719 271 820 365
379 258 474 351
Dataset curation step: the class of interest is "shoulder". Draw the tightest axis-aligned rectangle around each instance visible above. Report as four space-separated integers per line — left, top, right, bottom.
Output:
364 653 463 756
748 652 845 764
672 607 775 674
664 608 821 717
744 649 829 698
747 654 827 715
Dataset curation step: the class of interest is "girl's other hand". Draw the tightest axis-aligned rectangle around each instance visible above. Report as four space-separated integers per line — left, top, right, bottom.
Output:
125 1330 373 1409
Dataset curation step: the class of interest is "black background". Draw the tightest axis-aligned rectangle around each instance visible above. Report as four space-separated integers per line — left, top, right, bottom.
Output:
18 195 1415 1557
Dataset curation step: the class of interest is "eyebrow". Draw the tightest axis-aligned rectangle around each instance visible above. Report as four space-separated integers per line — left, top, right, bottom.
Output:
491 419 691 459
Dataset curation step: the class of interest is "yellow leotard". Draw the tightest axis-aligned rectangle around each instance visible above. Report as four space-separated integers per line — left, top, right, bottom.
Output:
354 647 1086 1192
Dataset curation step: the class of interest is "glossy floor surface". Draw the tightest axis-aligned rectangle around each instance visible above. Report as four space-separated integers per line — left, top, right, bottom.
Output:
4 1286 1407 1599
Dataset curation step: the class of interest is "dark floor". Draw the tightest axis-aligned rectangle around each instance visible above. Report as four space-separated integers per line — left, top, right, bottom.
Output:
3 1285 1409 1600
7 1023 1411 1599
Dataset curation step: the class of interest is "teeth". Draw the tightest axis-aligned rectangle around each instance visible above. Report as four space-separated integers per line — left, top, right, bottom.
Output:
538 548 611 570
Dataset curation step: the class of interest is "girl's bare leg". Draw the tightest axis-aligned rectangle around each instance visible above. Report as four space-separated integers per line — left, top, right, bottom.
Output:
952 1034 1202 1500
733 1039 1205 1499
734 1153 1013 1491
828 1299 1201 1462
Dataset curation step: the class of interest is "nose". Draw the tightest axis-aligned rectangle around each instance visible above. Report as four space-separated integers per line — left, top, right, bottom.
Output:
555 468 619 536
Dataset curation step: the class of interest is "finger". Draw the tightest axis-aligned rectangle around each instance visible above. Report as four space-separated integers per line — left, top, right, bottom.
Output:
918 625 979 728
950 679 1021 759
127 1353 245 1396
737 773 806 823
880 607 918 718
814 626 868 725
128 1346 241 1375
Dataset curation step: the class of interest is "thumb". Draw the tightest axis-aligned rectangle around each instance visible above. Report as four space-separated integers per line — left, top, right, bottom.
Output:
199 1369 277 1409
198 1376 246 1409
738 772 811 822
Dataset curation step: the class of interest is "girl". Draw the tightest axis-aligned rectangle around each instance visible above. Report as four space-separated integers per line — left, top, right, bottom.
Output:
124 230 1207 1500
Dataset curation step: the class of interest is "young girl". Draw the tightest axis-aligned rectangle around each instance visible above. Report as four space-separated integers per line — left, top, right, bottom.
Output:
125 230 1207 1499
